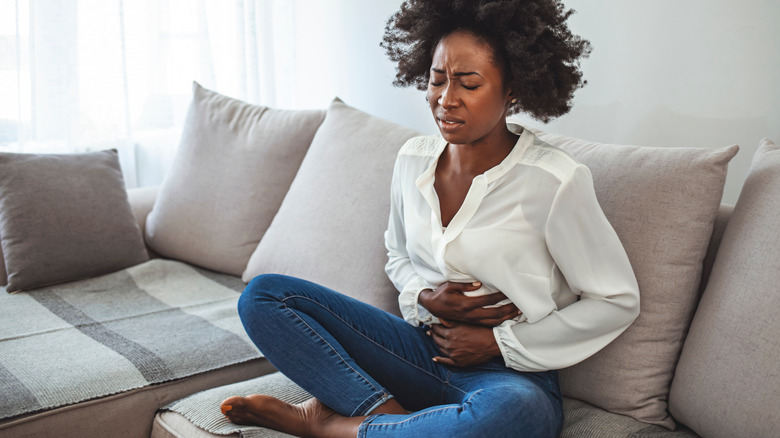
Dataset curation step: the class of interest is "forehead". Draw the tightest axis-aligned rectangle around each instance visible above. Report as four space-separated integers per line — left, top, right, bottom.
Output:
430 30 498 73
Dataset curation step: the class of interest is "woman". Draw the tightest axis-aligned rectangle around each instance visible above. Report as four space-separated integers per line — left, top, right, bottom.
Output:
221 1 640 437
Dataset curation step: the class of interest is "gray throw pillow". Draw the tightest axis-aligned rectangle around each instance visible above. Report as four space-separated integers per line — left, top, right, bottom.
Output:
533 128 738 429
0 149 149 292
242 98 421 313
144 82 326 276
668 138 780 438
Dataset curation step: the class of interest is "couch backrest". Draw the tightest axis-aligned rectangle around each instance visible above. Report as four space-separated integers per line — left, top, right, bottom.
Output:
669 138 780 438
240 98 422 314
121 192 735 304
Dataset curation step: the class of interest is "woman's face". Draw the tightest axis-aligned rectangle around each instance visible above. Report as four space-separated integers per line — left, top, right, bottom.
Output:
427 30 512 147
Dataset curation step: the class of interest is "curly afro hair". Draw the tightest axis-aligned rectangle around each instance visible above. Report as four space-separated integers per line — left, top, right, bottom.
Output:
381 0 591 122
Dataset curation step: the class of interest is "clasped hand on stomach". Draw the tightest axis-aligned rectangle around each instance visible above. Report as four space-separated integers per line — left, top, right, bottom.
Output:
418 281 522 368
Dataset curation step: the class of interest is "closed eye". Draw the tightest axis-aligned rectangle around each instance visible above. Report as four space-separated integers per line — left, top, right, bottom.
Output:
429 82 478 90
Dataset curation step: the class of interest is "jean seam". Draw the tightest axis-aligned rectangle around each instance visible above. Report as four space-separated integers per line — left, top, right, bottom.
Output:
364 389 484 428
353 391 392 417
357 414 380 438
281 294 463 395
279 297 385 410
440 368 465 401
361 392 394 416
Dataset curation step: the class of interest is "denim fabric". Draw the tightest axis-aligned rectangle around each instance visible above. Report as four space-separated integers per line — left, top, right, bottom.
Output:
239 274 563 437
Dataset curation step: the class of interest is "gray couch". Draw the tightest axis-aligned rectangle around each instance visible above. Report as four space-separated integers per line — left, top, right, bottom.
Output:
1 83 777 438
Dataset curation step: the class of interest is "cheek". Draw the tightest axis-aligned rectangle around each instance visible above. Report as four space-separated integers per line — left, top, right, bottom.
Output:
475 94 509 119
426 89 438 111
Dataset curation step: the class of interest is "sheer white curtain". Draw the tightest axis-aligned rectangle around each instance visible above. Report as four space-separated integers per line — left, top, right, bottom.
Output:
0 0 295 187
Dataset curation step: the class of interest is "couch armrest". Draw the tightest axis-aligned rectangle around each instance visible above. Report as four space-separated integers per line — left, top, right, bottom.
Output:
127 186 159 239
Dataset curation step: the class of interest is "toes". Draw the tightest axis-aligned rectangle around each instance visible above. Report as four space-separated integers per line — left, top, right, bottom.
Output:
221 396 247 417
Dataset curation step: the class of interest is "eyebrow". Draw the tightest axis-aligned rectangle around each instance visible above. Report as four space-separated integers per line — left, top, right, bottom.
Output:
431 68 483 78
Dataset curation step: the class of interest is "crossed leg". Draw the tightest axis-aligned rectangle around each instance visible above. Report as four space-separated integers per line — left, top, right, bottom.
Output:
220 274 562 438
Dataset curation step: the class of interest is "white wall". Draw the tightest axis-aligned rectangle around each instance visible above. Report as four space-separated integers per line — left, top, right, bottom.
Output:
272 0 433 130
141 0 779 204
278 0 779 204
515 0 780 204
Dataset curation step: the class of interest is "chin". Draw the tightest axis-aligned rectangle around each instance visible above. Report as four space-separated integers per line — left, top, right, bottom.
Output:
438 130 467 145
440 133 478 147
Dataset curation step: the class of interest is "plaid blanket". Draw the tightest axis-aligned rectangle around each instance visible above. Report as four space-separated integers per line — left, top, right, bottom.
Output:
0 259 261 421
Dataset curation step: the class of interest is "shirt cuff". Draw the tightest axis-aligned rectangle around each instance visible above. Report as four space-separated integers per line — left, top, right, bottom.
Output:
493 321 546 372
398 278 439 326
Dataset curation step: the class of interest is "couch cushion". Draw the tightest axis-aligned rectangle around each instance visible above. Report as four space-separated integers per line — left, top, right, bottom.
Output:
242 98 421 313
562 398 700 438
668 138 780 438
532 129 738 428
159 372 311 438
0 360 272 438
0 149 149 292
154 372 700 438
153 410 240 438
0 259 259 421
145 82 325 276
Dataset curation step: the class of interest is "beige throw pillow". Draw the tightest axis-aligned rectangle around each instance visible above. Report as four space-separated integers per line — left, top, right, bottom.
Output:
144 82 326 276
0 149 149 292
668 138 780 437
242 98 421 313
533 129 738 429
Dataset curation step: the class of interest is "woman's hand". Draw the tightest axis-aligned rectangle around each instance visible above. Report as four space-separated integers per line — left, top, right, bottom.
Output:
428 319 502 367
418 281 520 327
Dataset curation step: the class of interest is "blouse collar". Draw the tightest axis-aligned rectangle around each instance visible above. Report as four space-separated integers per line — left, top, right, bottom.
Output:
426 122 534 183
414 122 535 238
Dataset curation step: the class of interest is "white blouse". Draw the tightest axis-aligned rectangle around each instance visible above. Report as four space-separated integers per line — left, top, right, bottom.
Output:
384 123 640 372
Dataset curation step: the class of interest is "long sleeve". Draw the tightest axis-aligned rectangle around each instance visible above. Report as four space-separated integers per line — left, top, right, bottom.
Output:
384 156 438 326
493 164 640 372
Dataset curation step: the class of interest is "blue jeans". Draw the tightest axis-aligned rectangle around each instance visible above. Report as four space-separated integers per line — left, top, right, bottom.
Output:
238 274 563 438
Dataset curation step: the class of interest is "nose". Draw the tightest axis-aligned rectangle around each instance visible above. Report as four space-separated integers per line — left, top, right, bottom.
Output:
439 83 460 109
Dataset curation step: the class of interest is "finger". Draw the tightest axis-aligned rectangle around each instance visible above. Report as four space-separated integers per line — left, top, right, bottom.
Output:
476 316 518 327
469 292 516 307
459 306 520 326
447 281 483 293
452 294 515 314
438 318 456 328
489 303 522 321
429 332 448 354
428 325 445 342
433 356 458 367
474 302 519 318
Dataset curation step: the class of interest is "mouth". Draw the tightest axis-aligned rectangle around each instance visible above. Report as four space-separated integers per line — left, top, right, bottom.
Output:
437 115 464 129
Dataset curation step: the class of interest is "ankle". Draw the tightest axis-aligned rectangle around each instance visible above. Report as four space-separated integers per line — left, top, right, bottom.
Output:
370 398 407 415
316 413 364 438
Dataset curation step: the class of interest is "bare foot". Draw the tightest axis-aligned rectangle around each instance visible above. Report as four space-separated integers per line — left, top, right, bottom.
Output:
219 395 362 438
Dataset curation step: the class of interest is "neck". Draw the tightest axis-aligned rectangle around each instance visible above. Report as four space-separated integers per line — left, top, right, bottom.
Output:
446 126 519 176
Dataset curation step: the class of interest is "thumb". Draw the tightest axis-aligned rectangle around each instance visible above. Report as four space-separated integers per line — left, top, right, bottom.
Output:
433 356 456 366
